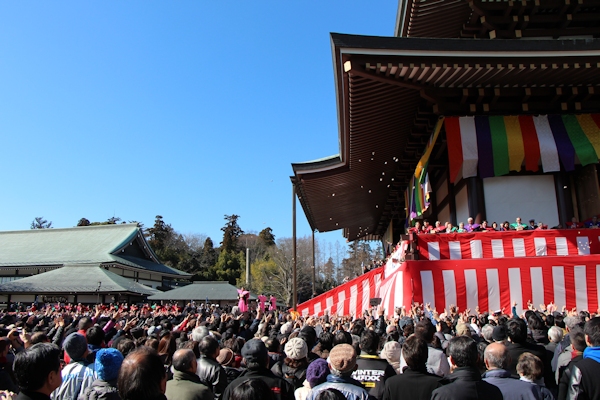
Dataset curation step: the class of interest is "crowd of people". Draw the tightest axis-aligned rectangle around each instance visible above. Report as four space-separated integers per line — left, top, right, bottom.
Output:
408 216 600 234
0 299 598 400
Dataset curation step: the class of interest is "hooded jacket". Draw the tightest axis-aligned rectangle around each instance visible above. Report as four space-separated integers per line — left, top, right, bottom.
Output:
567 346 600 400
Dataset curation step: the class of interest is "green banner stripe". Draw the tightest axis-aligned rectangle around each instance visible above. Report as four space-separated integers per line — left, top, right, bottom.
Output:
489 116 510 176
562 115 598 166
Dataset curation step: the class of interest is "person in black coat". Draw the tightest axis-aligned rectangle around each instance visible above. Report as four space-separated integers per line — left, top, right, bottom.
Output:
431 336 503 400
382 335 444 400
13 343 63 400
505 318 555 392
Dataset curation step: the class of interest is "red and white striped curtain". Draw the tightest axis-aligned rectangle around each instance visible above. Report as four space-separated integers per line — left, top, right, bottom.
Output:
379 256 600 317
416 230 598 261
296 268 383 317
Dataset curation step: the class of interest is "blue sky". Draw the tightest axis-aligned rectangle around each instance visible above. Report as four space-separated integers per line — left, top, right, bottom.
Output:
0 1 397 247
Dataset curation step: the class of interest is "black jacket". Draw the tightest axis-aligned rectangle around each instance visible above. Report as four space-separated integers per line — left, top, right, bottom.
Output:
351 355 397 400
79 379 120 400
506 341 555 390
567 357 600 400
222 367 294 400
431 366 503 400
382 368 444 400
271 361 307 390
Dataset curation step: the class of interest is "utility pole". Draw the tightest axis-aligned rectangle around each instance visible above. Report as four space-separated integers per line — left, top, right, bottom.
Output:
312 230 316 297
292 181 297 310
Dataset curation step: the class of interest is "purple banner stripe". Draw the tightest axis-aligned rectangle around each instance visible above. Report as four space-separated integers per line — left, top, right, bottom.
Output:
548 115 576 171
475 116 494 178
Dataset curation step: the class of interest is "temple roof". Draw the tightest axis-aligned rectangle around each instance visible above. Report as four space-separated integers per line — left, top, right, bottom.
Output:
292 33 600 240
0 224 190 278
395 0 600 39
148 281 256 302
0 265 159 296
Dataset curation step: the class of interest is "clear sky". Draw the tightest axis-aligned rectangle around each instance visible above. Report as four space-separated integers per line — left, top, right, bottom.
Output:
0 1 398 247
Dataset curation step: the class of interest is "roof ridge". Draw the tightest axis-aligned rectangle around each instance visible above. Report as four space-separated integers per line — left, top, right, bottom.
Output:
0 224 139 235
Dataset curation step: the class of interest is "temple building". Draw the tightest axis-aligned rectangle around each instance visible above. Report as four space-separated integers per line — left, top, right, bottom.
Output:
0 224 190 305
292 0 600 245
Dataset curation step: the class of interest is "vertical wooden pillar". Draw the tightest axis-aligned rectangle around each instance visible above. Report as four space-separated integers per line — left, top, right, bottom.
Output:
467 177 486 223
292 182 297 310
574 164 600 220
448 173 456 225
554 173 574 228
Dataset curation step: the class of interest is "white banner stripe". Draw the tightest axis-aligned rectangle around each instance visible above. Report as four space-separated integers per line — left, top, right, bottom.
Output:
464 269 479 313
574 266 588 312
442 270 457 310
337 291 345 315
508 268 523 316
421 271 435 310
395 271 404 310
449 241 462 260
470 240 483 259
533 115 561 172
362 280 370 315
428 242 440 260
552 266 565 309
513 238 526 257
534 237 547 256
577 237 591 255
326 297 334 315
314 302 321 316
492 239 505 258
487 269 501 312
531 267 545 308
459 116 479 178
349 285 358 316
556 237 568 256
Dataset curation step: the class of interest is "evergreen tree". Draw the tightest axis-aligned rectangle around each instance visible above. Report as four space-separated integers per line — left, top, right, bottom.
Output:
77 218 91 227
30 217 52 229
221 214 244 253
199 237 218 270
258 227 276 247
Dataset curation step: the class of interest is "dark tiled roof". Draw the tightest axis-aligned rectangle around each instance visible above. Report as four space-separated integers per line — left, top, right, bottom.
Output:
0 224 190 278
0 265 159 296
148 281 257 301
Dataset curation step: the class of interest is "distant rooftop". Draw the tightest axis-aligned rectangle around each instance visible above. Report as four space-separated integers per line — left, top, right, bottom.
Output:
0 224 190 277
148 281 256 301
0 264 159 296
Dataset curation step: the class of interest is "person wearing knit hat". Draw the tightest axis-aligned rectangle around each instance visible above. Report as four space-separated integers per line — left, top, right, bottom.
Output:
271 337 309 390
295 358 330 400
53 333 97 400
79 348 124 400
380 341 401 373
306 344 369 400
217 348 241 385
284 337 308 361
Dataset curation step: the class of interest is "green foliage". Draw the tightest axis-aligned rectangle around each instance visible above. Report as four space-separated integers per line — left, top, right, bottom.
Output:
77 218 91 227
31 217 52 229
221 214 244 253
197 250 244 285
258 227 276 247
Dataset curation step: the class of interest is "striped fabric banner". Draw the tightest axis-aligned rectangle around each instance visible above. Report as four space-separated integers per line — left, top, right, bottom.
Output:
379 255 600 317
296 267 383 317
445 114 600 182
417 230 600 261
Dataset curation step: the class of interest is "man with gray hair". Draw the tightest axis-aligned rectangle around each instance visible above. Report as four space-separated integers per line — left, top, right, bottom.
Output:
482 342 542 400
481 324 494 344
166 349 212 400
191 326 209 342
552 315 581 372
